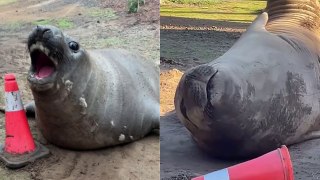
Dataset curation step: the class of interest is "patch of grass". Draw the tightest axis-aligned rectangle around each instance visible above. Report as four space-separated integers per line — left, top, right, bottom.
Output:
0 0 16 6
33 19 52 26
162 0 220 5
5 21 22 30
103 37 126 46
56 19 74 29
87 8 117 19
33 18 74 29
90 37 126 48
161 0 266 22
84 37 127 49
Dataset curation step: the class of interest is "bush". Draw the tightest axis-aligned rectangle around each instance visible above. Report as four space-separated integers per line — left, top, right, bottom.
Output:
128 0 145 13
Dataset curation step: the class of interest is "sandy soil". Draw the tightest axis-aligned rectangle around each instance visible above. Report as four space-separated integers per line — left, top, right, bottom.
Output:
160 16 320 180
0 0 159 179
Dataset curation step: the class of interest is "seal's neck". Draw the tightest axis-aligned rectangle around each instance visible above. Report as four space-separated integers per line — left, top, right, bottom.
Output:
266 0 320 34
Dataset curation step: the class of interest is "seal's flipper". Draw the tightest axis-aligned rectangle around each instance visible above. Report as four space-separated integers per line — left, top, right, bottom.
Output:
300 131 320 142
25 101 36 118
290 130 320 145
248 12 268 32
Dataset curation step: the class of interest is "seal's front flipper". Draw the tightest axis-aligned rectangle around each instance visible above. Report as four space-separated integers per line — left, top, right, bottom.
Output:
248 12 268 32
295 131 320 144
25 101 36 118
304 131 320 140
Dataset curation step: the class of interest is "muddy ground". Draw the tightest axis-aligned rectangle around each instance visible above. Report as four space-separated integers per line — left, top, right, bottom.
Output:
0 0 159 179
160 16 320 179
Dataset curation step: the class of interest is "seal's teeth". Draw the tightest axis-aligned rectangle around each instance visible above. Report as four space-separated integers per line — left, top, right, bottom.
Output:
29 44 38 53
52 60 58 67
30 42 58 67
39 45 50 56
30 42 50 56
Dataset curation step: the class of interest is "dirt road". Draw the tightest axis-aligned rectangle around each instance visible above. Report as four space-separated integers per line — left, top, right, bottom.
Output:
0 0 159 179
160 16 320 180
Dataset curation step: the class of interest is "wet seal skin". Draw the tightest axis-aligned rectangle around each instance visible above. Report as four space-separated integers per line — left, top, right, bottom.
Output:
26 25 159 149
174 0 320 159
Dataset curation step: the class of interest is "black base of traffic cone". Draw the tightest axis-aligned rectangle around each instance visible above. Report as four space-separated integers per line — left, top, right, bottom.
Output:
0 141 50 169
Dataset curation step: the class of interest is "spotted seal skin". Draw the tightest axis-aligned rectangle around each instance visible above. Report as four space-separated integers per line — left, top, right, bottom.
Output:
174 0 320 159
27 25 159 149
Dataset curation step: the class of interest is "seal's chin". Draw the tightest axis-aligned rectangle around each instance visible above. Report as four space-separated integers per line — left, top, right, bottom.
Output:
28 44 58 91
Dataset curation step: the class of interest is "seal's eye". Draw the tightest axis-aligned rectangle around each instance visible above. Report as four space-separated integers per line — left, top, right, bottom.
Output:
68 41 79 51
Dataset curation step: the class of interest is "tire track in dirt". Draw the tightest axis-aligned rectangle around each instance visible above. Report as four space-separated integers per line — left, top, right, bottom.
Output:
26 0 58 9
62 153 80 179
0 0 85 23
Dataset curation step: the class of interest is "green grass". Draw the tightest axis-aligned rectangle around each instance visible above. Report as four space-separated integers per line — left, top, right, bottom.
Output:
162 0 222 5
33 18 74 29
56 19 74 29
161 0 266 22
33 19 52 26
4 21 22 29
0 0 16 6
83 37 127 49
87 7 117 19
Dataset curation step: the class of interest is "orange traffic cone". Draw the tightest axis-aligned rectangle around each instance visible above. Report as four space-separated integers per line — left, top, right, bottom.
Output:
192 145 294 180
0 73 49 168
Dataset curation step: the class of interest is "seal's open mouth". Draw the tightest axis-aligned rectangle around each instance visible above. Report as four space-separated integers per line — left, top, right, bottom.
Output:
29 43 57 81
31 50 56 79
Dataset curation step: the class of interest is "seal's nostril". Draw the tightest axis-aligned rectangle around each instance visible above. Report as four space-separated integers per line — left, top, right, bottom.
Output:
42 28 51 36
34 25 40 34
35 25 51 36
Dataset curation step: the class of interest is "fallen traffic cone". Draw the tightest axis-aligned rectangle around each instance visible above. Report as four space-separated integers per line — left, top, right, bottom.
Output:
192 145 294 180
0 73 49 168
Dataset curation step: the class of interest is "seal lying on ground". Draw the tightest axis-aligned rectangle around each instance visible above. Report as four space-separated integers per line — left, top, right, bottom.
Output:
175 0 320 159
26 25 159 149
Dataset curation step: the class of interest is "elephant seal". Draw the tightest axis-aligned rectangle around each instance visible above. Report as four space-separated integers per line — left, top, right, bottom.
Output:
26 25 159 149
175 0 320 159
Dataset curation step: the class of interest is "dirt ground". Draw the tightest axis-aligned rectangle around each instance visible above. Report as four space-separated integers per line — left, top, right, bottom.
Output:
160 16 320 179
0 0 159 179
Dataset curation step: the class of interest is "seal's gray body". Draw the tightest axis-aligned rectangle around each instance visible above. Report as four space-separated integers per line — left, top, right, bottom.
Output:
175 0 320 158
27 26 159 150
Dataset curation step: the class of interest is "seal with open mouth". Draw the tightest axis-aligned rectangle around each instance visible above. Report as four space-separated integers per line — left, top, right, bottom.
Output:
27 25 159 149
174 0 320 159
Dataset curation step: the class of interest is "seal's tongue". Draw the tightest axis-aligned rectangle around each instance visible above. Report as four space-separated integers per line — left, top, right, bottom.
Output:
35 52 55 79
37 66 54 79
